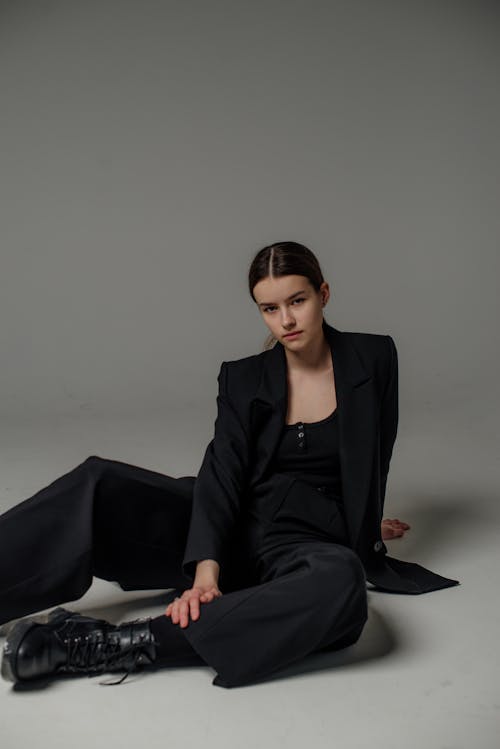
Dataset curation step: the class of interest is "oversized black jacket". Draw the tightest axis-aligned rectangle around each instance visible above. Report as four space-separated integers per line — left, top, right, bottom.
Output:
182 320 459 594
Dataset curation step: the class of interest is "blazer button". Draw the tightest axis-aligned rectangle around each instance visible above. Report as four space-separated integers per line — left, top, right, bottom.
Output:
374 540 383 552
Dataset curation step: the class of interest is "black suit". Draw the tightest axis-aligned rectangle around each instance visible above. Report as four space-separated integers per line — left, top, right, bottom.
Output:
182 320 459 595
0 321 458 688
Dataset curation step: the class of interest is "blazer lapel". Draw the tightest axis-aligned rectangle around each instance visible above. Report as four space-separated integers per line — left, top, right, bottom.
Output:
324 323 377 550
249 320 376 550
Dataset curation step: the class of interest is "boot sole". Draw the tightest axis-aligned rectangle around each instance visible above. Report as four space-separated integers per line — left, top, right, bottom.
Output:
1 608 73 683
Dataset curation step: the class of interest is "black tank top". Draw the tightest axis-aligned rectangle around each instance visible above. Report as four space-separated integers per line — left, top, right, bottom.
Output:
271 408 342 502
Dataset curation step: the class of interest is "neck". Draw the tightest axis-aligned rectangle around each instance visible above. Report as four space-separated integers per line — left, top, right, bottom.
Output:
284 328 332 374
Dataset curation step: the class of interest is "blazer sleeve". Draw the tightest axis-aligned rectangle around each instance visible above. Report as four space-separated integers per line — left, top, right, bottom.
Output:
379 335 399 511
181 361 251 583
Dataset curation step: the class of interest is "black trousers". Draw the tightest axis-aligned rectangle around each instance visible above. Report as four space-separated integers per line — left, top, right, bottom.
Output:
0 455 368 688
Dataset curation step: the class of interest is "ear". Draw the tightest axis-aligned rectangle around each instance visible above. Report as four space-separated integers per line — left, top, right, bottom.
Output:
320 281 330 306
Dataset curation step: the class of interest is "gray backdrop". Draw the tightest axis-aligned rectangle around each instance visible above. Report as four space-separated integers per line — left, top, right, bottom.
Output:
1 3 499 747
1 0 498 423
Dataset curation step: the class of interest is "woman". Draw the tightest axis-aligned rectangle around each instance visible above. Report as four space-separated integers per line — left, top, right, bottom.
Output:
0 242 458 689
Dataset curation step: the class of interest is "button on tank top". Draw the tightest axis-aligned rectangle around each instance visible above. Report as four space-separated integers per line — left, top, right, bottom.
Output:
270 408 343 501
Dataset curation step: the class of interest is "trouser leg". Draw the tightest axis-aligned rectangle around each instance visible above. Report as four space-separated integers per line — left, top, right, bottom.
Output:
0 455 195 625
149 614 207 667
174 540 368 688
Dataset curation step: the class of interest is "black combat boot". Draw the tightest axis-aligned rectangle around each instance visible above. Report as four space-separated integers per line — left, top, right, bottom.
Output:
1 607 159 685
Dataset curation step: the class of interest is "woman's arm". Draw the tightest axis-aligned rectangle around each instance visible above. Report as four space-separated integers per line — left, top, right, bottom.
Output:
165 559 223 627
379 335 410 539
182 361 251 583
194 559 220 585
379 334 399 511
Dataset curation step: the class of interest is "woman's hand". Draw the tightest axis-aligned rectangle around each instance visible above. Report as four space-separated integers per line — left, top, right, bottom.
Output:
165 583 223 628
381 517 411 540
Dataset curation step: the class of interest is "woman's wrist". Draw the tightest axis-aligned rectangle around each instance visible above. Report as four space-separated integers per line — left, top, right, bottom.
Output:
194 558 220 586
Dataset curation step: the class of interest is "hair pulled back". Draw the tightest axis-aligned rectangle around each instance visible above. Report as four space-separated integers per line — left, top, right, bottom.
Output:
248 241 327 350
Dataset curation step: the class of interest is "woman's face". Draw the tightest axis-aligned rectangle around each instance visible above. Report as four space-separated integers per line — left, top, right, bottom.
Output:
253 274 330 349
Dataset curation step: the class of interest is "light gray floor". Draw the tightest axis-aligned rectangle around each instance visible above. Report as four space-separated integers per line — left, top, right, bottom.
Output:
1 414 498 749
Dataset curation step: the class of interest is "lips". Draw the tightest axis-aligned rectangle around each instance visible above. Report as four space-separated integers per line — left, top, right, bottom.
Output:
284 331 302 338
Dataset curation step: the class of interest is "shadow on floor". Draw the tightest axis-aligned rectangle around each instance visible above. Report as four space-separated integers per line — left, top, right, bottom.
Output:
382 488 494 563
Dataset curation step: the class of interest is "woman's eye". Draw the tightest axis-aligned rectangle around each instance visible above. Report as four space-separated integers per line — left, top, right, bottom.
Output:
263 298 305 313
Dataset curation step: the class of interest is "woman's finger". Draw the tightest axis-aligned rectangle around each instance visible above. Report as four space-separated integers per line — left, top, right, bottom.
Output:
180 600 192 627
172 598 184 624
176 600 185 627
168 588 222 626
190 597 200 621
392 518 410 528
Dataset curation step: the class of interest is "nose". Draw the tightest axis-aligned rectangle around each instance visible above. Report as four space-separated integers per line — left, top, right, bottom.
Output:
281 309 295 327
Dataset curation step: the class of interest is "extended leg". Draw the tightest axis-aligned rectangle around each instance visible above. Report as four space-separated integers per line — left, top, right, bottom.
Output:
1 541 367 687
0 455 195 625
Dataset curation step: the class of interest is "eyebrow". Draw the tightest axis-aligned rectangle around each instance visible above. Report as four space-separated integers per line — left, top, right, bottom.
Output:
257 290 307 308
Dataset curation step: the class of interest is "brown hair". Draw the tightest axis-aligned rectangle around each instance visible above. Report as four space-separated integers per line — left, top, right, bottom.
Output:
248 241 328 350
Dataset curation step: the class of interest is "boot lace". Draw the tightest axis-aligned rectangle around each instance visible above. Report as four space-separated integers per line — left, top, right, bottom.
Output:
62 623 158 686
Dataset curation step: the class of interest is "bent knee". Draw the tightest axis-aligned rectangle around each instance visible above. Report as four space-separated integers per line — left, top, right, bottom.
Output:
85 454 103 465
313 545 366 589
82 455 106 472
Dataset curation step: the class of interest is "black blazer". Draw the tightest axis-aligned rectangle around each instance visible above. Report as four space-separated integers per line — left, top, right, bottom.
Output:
182 320 459 595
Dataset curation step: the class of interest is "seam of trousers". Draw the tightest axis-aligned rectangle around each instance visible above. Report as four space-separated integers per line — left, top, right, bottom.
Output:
0 547 92 597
